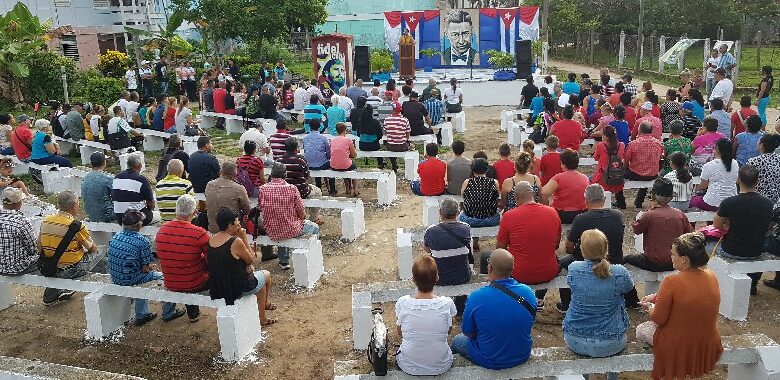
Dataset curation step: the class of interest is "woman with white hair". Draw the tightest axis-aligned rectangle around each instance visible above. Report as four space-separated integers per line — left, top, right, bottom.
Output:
325 94 347 135
30 119 73 167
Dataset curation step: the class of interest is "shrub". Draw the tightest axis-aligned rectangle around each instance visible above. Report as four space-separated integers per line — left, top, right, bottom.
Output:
370 49 394 73
486 50 515 71
22 51 77 103
248 40 294 65
224 52 254 67
71 71 124 108
241 63 263 80
98 51 130 78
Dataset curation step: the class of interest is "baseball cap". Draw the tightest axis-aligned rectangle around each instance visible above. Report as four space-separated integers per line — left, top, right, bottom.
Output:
641 101 653 111
90 152 107 167
652 178 674 198
1 187 25 205
681 101 695 111
16 114 30 123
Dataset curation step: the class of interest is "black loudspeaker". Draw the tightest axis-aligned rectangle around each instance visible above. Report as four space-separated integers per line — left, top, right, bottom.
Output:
354 45 371 82
516 40 533 78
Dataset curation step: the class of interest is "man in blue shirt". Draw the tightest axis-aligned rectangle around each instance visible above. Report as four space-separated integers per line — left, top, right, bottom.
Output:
423 88 445 126
303 94 327 133
81 152 115 223
717 44 737 79
302 119 335 194
345 79 368 105
451 248 536 370
108 209 185 325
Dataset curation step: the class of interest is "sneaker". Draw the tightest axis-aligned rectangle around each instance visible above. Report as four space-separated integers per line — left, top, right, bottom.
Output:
162 309 186 322
279 263 291 270
555 302 568 314
189 315 200 323
134 313 157 326
43 290 76 306
261 253 279 262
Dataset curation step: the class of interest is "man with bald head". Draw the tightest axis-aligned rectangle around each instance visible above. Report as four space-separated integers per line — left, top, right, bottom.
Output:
483 181 561 305
451 248 536 369
204 161 251 233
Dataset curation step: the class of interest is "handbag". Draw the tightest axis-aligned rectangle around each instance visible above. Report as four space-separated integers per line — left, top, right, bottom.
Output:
489 280 537 320
367 308 389 376
184 125 201 136
39 221 82 277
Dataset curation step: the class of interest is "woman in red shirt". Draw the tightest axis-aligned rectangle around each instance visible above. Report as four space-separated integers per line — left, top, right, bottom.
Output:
550 105 585 151
163 96 177 132
592 126 626 209
540 149 589 224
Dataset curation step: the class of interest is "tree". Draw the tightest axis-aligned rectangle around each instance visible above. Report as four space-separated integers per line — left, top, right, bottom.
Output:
0 3 51 104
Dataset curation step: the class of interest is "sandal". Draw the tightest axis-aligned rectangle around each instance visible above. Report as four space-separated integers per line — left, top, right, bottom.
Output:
265 302 277 311
261 318 278 326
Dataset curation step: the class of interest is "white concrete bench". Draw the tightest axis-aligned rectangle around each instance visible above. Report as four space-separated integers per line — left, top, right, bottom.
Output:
336 334 780 380
356 149 418 181
445 111 466 133
8 156 58 177
0 355 146 379
351 266 675 350
709 253 780 321
181 135 200 155
52 136 144 172
0 271 262 362
41 167 87 195
625 176 700 189
309 170 397 206
199 111 276 135
500 109 531 132
278 109 301 121
84 221 160 246
432 122 454 146
135 128 171 151
252 235 324 288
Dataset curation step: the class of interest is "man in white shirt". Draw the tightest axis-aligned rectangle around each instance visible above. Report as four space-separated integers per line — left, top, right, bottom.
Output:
107 105 144 144
238 122 273 167
709 68 733 107
337 86 354 112
293 81 308 112
139 61 154 98
115 91 130 117
125 92 140 125
305 79 325 105
705 48 720 98
124 63 138 92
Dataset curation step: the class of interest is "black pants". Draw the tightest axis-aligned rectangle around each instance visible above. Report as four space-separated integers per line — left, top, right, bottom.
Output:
480 251 550 301
557 209 587 225
625 171 657 208
557 252 638 310
359 141 396 170
624 254 674 272
385 143 410 171
311 163 336 194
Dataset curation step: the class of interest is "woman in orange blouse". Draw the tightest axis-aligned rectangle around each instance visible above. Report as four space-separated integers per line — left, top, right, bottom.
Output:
636 232 723 379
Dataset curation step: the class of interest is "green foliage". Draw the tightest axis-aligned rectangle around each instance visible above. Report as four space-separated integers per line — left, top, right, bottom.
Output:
22 50 76 103
241 63 262 79
370 49 394 73
486 50 515 70
71 71 124 108
252 40 294 65
0 2 51 103
288 60 314 78
224 52 255 67
97 51 130 78
419 48 440 58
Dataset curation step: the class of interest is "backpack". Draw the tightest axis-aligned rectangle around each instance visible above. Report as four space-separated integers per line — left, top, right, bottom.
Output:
236 162 258 197
604 144 625 185
51 113 65 137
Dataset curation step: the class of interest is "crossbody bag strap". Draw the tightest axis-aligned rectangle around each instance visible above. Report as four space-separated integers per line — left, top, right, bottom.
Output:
489 281 537 320
51 221 82 269
437 222 471 251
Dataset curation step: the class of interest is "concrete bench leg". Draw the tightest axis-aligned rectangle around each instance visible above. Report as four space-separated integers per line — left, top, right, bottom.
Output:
226 119 244 134
12 162 29 176
634 233 644 254
216 295 263 361
508 121 522 146
292 239 324 288
0 282 12 311
709 256 751 321
604 191 612 209
119 151 145 172
453 111 466 133
91 231 114 247
183 141 197 155
500 110 512 131
200 115 216 129
79 145 99 166
143 136 165 151
397 228 413 280
422 197 440 226
41 169 69 194
84 292 132 340
58 140 75 155
441 123 454 146
727 345 780 380
403 154 419 182
352 290 372 350
340 204 365 242
376 172 397 206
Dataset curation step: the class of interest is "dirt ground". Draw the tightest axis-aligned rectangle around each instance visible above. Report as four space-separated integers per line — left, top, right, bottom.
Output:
2 78 780 380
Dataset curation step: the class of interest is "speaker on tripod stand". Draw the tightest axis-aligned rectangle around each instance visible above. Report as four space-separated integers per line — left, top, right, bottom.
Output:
515 40 533 79
354 45 371 82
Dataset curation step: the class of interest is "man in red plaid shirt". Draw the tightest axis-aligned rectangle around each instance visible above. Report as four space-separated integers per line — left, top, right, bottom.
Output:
624 121 665 209
257 162 320 270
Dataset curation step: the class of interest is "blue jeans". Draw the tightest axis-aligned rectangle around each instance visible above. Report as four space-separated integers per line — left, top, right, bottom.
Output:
311 162 336 192
131 271 178 320
159 81 169 95
758 97 770 126
450 333 472 361
564 333 626 380
277 220 320 265
31 155 73 167
459 212 500 227
410 180 423 196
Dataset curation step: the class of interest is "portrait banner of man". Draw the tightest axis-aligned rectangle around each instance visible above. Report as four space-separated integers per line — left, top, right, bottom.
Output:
441 9 480 66
312 34 353 100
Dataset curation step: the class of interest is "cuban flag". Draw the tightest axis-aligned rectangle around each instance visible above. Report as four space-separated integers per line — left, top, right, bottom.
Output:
400 11 424 58
518 6 540 41
384 11 402 53
419 10 441 67
497 8 518 54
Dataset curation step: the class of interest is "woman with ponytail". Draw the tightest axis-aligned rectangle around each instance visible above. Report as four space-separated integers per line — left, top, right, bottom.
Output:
521 139 541 176
443 78 463 114
663 151 694 211
500 151 541 211
563 229 634 380
690 138 738 211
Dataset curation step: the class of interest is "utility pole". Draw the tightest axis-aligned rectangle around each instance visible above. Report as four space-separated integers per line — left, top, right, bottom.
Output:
541 0 549 45
61 66 69 104
634 0 644 72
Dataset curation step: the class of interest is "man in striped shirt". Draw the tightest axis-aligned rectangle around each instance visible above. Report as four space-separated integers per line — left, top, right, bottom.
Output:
112 153 156 226
156 194 211 322
423 88 445 126
279 137 322 221
269 119 292 161
383 102 411 172
376 91 395 124
155 159 193 222
365 87 383 116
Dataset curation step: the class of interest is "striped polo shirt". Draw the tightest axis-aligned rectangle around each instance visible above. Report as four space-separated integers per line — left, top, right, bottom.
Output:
112 169 155 220
383 115 411 145
154 175 193 222
236 154 265 188
156 220 210 292
269 130 291 161
278 153 311 198
39 212 94 268
303 104 327 132
377 101 394 123
423 221 472 285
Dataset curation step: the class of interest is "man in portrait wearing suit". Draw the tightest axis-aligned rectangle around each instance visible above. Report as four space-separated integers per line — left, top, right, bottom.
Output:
443 10 478 66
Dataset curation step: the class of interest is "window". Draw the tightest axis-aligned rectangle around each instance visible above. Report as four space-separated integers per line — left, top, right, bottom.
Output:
61 35 79 62
93 0 109 9
54 0 71 6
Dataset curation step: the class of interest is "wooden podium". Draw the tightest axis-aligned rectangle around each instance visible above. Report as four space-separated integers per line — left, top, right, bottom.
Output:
399 43 416 80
